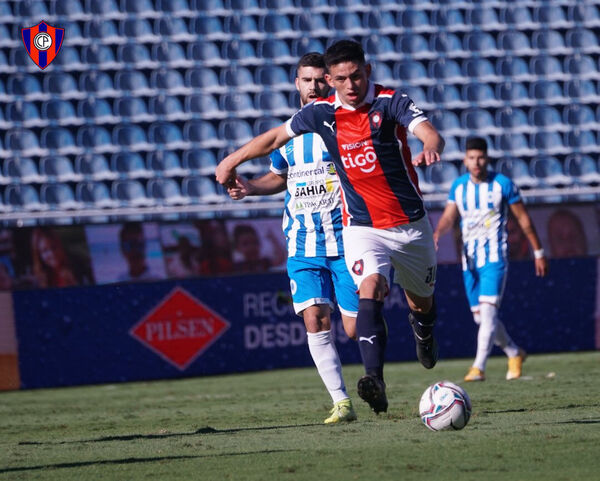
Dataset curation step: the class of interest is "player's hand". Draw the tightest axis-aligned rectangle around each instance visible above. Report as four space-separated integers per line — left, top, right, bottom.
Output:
215 157 237 188
534 257 549 277
227 176 251 200
412 150 441 166
432 232 440 251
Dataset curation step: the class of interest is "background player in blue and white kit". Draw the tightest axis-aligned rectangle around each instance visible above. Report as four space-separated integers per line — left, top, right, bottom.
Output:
434 137 548 382
227 53 359 424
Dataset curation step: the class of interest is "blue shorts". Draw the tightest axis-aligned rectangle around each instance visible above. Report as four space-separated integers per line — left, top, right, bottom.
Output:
462 261 507 309
287 256 359 317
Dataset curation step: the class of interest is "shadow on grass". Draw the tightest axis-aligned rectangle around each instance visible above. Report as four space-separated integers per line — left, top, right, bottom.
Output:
0 449 295 474
19 423 321 445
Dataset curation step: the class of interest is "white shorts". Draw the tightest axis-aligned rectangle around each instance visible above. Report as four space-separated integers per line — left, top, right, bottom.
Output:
342 216 437 298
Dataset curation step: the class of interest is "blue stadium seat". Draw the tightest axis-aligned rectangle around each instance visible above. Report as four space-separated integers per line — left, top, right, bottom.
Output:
147 178 189 206
223 13 262 40
76 181 118 209
462 83 500 108
499 5 537 29
563 104 598 129
253 117 282 136
148 94 187 121
157 0 194 17
403 86 429 110
564 54 600 80
5 129 44 156
496 157 539 189
76 126 116 153
254 65 293 91
429 59 467 83
112 179 155 207
461 108 501 136
370 62 398 88
147 122 187 149
0 2 12 21
495 107 533 134
497 30 535 56
185 67 225 93
565 29 600 54
80 44 119 69
120 18 158 42
529 106 568 132
121 0 158 18
115 70 154 95
530 80 567 105
397 34 433 60
496 133 536 157
75 154 117 180
531 132 569 155
255 91 295 116
190 0 226 14
190 16 229 41
147 151 189 177
363 11 401 35
440 135 462 161
219 119 254 147
413 166 434 195
77 98 116 123
117 43 156 68
462 57 499 82
4 157 46 183
530 55 567 80
7 74 43 100
150 68 188 95
111 152 153 179
44 73 82 99
568 3 600 27
183 120 226 148
394 60 433 86
54 0 84 17
259 12 298 38
182 150 218 175
40 156 83 182
221 66 262 92
565 79 599 102
331 0 370 11
188 41 228 67
530 156 573 187
220 92 262 118
400 9 435 33
465 6 503 31
41 183 81 211
114 97 152 122
225 0 263 14
363 35 400 62
152 42 191 68
531 30 569 55
428 110 464 136
328 11 369 36
428 84 466 109
495 81 532 106
291 38 325 58
260 0 298 12
86 0 122 18
292 12 331 37
184 93 224 119
4 184 46 212
565 129 600 154
156 17 193 42
7 101 43 127
257 39 295 64
181 176 223 203
80 71 116 97
533 4 572 28
564 154 600 185
431 8 467 32
496 57 533 81
52 47 84 71
16 0 49 17
426 162 459 192
294 0 333 12
463 32 502 57
84 18 120 43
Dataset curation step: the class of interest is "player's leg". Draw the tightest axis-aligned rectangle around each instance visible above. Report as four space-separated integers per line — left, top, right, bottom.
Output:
328 256 358 340
342 226 390 414
462 266 485 381
390 216 438 369
288 257 356 422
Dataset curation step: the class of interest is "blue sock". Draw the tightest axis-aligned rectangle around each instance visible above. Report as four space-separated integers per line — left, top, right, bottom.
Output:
356 299 387 380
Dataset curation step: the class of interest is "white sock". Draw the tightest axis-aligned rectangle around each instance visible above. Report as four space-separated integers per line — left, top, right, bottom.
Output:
494 320 519 358
307 330 348 403
473 303 498 372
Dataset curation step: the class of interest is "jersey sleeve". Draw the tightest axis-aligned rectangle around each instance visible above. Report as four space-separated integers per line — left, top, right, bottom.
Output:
447 177 461 203
286 102 317 137
269 147 288 175
389 92 428 134
499 174 522 204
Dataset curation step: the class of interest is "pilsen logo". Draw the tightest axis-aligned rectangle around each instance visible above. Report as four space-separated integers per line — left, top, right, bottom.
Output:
129 287 230 370
22 21 64 70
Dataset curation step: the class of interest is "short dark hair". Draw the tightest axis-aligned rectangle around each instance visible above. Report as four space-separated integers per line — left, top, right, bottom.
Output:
465 136 488 153
324 39 365 68
297 52 325 75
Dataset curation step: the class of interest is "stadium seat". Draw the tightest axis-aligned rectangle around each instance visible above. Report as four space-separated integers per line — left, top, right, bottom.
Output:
363 11 401 35
181 176 223 203
5 129 45 156
429 59 467 83
530 156 573 187
121 0 158 17
496 157 539 189
565 29 600 54
531 132 569 155
117 43 156 68
115 70 155 95
495 133 536 157
188 41 228 67
253 117 282 136
463 32 502 57
114 97 153 122
184 93 224 119
530 55 567 80
462 57 500 82
111 152 153 179
565 79 600 102
7 101 44 128
40 183 81 211
431 8 467 32
57 21 85 46
260 0 298 12
564 54 600 80
529 80 567 105
428 84 466 109
462 83 501 107
0 2 12 21
495 81 532 106
185 67 225 93
75 154 117 181
86 0 122 18
531 30 569 55
150 68 188 95
291 37 326 58
428 110 464 136
44 73 83 99
147 122 187 150
565 129 600 154
400 9 435 33
257 39 295 65
15 0 49 18
461 108 501 136
499 5 537 29
259 12 298 38
394 60 433 86
112 179 155 207
80 71 117 97
370 62 398 88
4 184 46 212
84 18 121 43
4 157 46 183
496 57 533 81
225 0 264 14
222 39 261 66
41 100 78 127
220 93 261 118
77 98 116 124
497 30 535 56
76 181 118 209
564 154 600 185
7 74 43 100
182 150 218 175
529 106 569 132
219 119 254 147
183 120 227 148
495 107 533 134
426 162 459 192
147 150 189 177
568 3 600 27
328 11 369 36
465 6 503 31
255 91 295 116
414 166 434 194
363 35 401 62
254 65 293 91
76 126 117 153
429 33 466 58
147 178 189 206
120 18 158 42
331 0 370 11
40 156 83 182
190 16 229 41
221 66 262 92
52 47 84 71
440 135 461 161
397 34 434 60
533 4 572 28
190 0 227 14
149 94 187 121
563 105 598 130
292 12 331 38
152 42 191 68
155 16 198 44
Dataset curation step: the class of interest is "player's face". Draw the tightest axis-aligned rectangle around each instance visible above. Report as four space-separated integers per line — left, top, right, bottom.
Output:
325 61 371 108
295 66 328 107
463 149 489 181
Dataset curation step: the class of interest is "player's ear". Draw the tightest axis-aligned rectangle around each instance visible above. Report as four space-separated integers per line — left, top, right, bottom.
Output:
295 77 300 91
325 73 334 88
365 63 372 78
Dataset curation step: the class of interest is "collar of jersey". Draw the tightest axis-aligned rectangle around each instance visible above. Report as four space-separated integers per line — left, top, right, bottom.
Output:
334 81 375 111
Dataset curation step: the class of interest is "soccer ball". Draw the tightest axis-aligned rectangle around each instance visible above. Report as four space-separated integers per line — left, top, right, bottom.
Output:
419 381 472 431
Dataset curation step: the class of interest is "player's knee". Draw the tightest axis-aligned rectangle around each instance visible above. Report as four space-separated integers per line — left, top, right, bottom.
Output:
302 307 330 333
359 274 387 301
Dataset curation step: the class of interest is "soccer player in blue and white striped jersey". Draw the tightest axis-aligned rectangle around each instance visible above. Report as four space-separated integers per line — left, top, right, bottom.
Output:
434 137 548 382
226 53 359 424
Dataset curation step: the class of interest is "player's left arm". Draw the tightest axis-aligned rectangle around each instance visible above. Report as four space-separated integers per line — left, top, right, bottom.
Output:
412 121 445 166
509 201 549 277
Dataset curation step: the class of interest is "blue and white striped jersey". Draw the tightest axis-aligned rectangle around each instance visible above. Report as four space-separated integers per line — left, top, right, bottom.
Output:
270 133 345 258
448 172 521 269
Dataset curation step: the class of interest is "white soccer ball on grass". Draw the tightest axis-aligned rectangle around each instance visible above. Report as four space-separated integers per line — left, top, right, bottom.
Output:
419 381 472 431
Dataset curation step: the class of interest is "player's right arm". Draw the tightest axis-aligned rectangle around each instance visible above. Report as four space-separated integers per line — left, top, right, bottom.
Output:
433 202 459 250
228 172 287 200
215 124 292 187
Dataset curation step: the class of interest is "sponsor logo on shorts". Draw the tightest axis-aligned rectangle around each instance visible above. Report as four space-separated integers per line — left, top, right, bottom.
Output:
352 259 364 276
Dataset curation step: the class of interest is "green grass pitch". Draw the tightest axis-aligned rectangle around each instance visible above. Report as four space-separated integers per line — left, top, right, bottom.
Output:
1 352 599 480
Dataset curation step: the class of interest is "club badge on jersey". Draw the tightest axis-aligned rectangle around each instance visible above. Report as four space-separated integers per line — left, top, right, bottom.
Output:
22 21 65 70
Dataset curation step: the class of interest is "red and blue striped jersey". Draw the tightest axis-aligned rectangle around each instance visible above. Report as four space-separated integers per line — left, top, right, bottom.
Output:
286 82 428 229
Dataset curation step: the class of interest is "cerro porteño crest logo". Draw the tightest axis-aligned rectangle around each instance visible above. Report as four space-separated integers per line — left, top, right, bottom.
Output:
22 21 64 70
